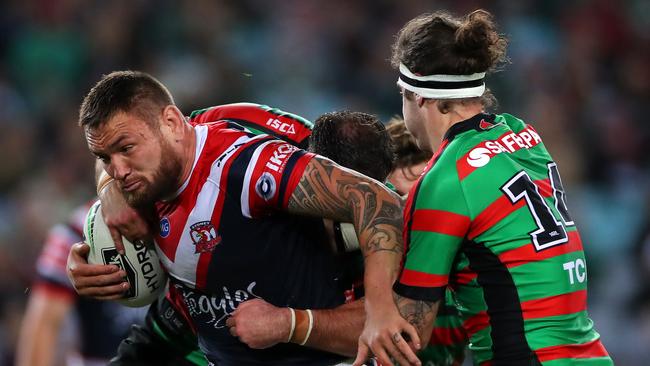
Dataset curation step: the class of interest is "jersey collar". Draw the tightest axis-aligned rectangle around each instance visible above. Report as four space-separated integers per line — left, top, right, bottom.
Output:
443 112 496 142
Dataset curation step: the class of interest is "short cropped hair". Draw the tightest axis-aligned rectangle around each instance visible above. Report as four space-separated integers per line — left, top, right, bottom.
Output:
309 111 395 182
79 70 174 129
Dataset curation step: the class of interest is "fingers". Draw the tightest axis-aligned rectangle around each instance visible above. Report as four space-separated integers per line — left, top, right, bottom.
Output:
72 268 126 286
109 227 125 255
226 316 239 338
68 243 119 276
372 346 394 366
352 343 370 366
228 325 238 337
402 322 421 351
67 241 129 299
77 280 130 298
382 332 414 366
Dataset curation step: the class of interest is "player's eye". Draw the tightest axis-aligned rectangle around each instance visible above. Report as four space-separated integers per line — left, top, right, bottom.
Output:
96 155 110 164
121 145 134 153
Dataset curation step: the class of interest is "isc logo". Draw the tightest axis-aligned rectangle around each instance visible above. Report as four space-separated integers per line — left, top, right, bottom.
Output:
266 118 296 134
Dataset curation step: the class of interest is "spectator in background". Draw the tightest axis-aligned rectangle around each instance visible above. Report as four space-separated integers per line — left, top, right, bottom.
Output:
16 201 146 366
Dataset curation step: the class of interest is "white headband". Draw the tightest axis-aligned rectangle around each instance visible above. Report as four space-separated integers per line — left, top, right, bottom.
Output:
397 63 486 99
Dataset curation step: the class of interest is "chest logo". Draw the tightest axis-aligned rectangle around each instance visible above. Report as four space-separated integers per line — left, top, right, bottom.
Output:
190 221 221 253
160 217 171 238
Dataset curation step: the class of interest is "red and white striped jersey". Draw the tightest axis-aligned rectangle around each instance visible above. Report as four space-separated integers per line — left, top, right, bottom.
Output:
153 113 346 365
154 121 313 288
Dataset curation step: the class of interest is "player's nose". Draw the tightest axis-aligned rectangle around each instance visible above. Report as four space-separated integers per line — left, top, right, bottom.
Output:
109 156 131 181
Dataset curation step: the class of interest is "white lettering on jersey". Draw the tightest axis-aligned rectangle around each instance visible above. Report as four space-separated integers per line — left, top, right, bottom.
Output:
265 144 296 172
179 281 262 329
563 259 587 285
266 117 296 135
465 126 542 169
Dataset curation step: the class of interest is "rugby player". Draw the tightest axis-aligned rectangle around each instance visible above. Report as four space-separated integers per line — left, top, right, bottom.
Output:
386 117 467 366
108 108 394 365
385 117 432 196
105 103 316 366
69 71 419 366
355 9 613 366
17 201 146 366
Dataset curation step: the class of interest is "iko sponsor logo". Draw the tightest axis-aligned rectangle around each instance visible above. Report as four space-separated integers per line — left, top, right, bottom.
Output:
178 282 261 329
255 172 276 201
466 127 542 168
265 144 297 172
266 118 296 134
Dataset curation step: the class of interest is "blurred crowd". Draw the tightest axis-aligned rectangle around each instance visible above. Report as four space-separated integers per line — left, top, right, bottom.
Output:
0 0 648 364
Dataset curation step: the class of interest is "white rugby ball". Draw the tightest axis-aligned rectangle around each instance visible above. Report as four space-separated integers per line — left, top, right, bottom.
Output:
83 200 167 307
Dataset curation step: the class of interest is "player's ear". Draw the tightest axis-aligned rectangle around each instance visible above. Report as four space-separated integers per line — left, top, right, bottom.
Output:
415 94 426 108
160 105 185 134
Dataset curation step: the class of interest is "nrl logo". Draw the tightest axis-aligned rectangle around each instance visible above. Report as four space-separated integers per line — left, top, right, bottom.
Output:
102 248 136 298
190 221 221 253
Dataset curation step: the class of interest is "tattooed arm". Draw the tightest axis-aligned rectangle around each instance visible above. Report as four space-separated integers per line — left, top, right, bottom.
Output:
287 156 403 265
286 156 422 366
394 293 439 347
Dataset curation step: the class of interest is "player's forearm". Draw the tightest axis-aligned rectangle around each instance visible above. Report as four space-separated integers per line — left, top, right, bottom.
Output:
287 157 404 302
393 292 439 345
351 180 403 307
297 300 365 357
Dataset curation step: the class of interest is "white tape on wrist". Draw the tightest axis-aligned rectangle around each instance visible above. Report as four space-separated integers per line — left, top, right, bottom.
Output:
287 307 296 343
300 309 314 346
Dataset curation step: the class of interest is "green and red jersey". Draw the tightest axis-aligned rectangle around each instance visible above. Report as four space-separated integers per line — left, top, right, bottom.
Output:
419 290 467 366
394 113 612 365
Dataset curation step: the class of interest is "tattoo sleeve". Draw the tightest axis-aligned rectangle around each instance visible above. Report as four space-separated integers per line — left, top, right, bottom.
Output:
287 156 403 257
393 292 438 344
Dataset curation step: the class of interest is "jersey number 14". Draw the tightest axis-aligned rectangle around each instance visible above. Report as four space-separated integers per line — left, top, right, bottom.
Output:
501 162 574 251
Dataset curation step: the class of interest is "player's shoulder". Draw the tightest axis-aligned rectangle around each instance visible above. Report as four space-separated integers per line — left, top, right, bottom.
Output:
495 112 529 132
189 102 312 129
190 102 312 148
442 112 537 159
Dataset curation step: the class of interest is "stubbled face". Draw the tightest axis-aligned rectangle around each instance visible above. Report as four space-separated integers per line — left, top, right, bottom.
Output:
400 88 431 152
85 111 183 207
388 161 428 196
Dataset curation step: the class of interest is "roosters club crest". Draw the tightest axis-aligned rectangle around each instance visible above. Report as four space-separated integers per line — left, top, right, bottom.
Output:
190 221 221 253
